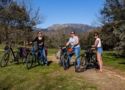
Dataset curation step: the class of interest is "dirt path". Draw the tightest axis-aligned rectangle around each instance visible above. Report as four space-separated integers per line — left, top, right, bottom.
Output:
48 55 125 90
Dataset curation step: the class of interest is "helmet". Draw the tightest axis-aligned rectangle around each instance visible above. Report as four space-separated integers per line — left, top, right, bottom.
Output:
68 49 74 52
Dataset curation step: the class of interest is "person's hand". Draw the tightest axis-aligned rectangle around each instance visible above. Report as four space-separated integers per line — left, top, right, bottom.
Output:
90 48 93 50
39 43 43 46
62 46 66 49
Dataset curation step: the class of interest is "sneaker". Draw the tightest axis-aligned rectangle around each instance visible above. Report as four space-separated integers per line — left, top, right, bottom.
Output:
46 63 49 66
41 63 44 67
96 69 102 73
77 66 80 69
64 66 69 70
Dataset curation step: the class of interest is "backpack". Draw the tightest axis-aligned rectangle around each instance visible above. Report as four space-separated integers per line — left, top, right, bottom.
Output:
22 48 29 57
45 50 48 56
55 49 61 59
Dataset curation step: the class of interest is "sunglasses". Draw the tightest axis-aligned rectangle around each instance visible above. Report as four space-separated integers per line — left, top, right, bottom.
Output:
94 35 98 36
38 33 42 34
71 33 74 34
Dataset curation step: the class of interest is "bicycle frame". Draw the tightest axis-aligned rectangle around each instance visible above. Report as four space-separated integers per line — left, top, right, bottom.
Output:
31 46 37 60
6 45 16 61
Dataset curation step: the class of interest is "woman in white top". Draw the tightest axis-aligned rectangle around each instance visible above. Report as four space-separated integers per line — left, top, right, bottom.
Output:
92 32 103 73
63 31 81 69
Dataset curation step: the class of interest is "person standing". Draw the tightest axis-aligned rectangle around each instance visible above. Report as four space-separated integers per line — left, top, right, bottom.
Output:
63 31 81 69
92 32 103 72
30 32 48 66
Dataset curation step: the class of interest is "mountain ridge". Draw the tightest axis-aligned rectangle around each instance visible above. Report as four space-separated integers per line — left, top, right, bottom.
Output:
34 24 96 33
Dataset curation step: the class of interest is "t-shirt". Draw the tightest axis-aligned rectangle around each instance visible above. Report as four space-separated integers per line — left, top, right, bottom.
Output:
95 38 101 47
69 36 80 48
32 37 44 47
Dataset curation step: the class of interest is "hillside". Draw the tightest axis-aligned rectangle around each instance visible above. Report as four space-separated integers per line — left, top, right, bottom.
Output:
34 24 96 33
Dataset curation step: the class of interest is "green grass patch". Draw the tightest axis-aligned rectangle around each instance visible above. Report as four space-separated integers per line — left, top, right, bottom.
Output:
47 49 125 71
102 51 125 71
0 44 97 90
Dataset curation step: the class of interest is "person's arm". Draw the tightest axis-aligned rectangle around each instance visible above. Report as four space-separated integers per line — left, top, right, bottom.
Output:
92 40 99 47
72 38 79 46
66 41 70 46
39 37 44 46
30 37 37 44
62 40 70 49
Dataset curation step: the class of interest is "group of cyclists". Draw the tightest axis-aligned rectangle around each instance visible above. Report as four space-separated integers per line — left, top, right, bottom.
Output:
29 31 103 73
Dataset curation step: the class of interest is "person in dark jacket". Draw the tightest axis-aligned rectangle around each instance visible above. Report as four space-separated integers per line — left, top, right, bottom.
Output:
30 31 48 66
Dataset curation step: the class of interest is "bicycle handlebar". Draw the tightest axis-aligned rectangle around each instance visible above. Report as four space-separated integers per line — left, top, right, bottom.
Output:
82 44 92 50
27 43 34 47
4 43 18 47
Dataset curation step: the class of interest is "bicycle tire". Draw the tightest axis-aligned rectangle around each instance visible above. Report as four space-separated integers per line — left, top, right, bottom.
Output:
26 52 33 69
90 53 97 70
36 52 41 65
74 54 87 72
58 54 63 66
63 53 69 70
16 52 22 64
0 52 10 67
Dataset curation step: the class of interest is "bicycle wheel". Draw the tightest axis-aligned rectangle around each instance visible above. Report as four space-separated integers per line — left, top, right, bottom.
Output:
16 52 22 64
36 52 41 65
0 52 9 67
63 53 69 70
91 53 97 70
26 52 33 69
58 54 63 66
74 54 87 72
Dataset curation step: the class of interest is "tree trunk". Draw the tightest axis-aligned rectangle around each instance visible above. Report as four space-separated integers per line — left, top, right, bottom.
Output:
0 35 1 44
24 40 26 47
5 27 9 42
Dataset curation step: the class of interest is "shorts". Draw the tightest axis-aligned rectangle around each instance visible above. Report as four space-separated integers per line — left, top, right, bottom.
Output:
97 47 103 54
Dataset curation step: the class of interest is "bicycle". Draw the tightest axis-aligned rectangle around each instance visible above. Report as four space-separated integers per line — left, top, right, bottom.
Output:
74 44 97 72
57 45 66 66
26 43 41 69
62 46 71 70
0 43 26 67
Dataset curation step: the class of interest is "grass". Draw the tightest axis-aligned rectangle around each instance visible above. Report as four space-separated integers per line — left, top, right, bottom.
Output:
47 48 125 71
0 44 97 90
102 51 125 71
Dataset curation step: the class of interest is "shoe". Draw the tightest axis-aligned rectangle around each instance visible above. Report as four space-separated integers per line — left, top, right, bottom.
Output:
46 63 49 66
77 66 80 69
41 63 44 67
64 66 69 70
96 70 102 73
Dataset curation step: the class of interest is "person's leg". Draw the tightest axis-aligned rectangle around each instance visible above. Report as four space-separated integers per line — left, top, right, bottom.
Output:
39 49 44 64
75 47 81 67
42 47 48 64
68 51 75 66
99 54 103 71
97 53 103 71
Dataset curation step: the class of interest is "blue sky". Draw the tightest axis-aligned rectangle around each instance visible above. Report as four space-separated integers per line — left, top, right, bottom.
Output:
33 0 105 28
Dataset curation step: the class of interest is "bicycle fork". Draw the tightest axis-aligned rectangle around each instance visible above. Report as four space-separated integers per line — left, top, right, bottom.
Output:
8 48 17 63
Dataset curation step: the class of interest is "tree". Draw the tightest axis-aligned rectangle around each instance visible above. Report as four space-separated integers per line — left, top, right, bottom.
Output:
113 21 125 56
0 0 45 46
49 26 72 48
0 0 13 42
16 0 46 47
95 0 125 51
100 0 125 24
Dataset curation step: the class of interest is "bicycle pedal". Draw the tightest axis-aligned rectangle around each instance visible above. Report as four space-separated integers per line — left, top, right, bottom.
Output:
10 61 13 63
35 59 38 62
